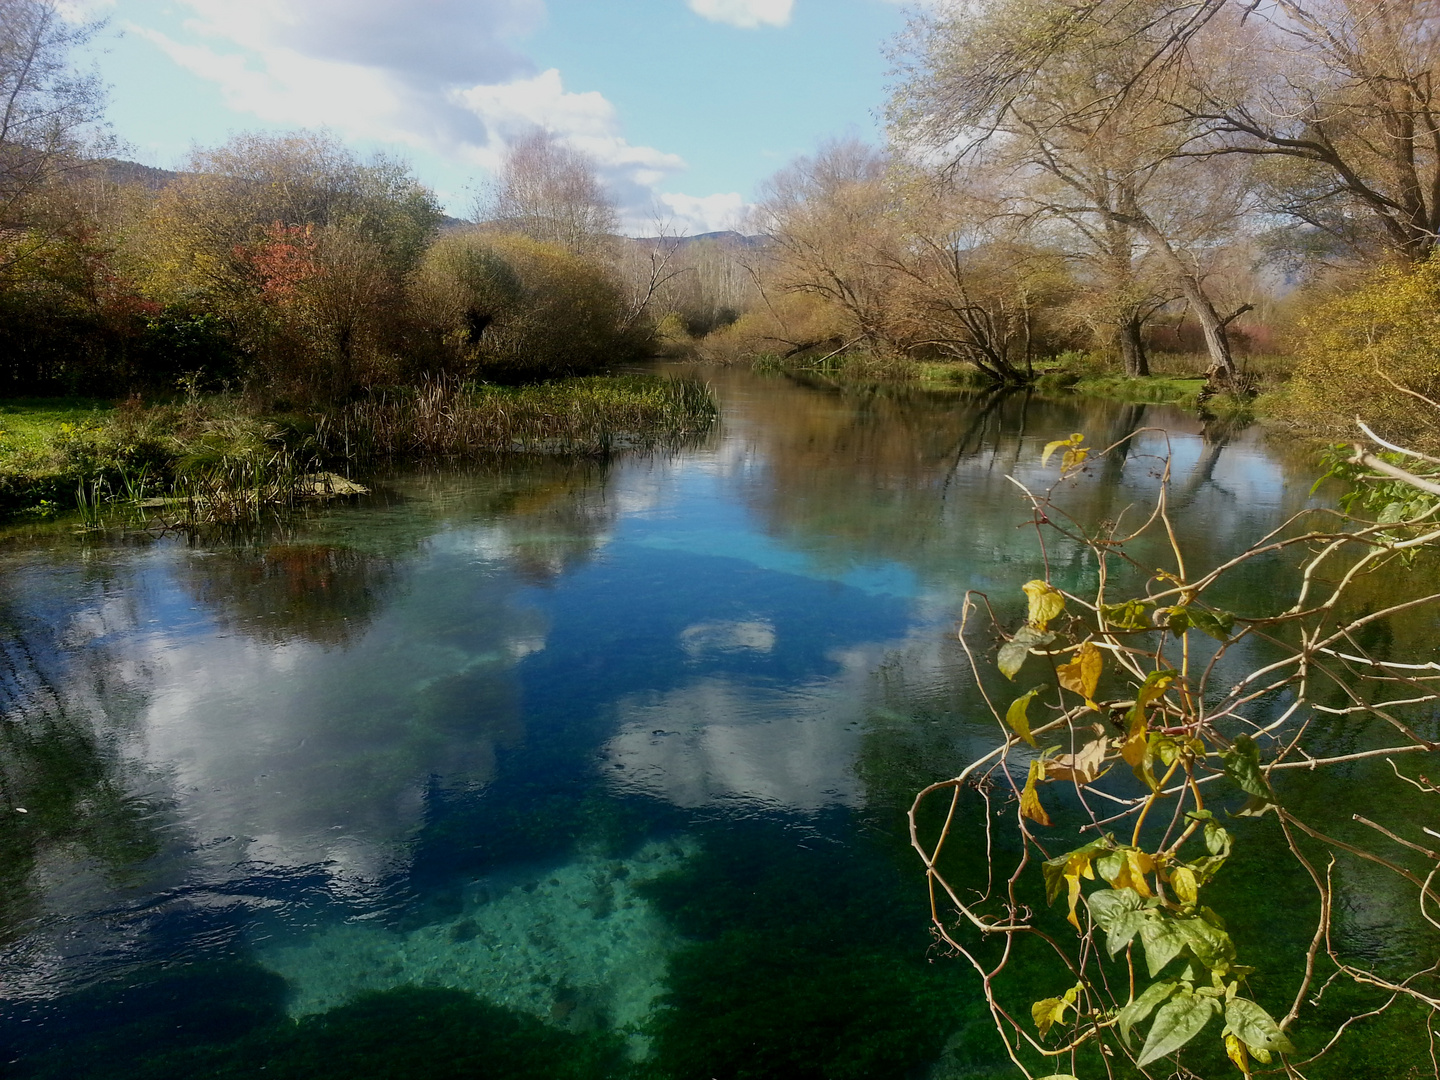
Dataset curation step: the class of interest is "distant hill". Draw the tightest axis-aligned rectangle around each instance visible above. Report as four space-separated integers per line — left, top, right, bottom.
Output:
631 230 767 250
93 159 180 191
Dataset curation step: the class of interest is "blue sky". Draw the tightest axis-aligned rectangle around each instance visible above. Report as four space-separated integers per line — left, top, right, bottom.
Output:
78 0 921 232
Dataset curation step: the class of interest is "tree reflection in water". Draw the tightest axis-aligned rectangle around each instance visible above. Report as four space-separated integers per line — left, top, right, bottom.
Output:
0 595 164 946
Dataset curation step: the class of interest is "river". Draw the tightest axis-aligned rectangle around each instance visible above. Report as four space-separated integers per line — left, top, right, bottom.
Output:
0 368 1421 1079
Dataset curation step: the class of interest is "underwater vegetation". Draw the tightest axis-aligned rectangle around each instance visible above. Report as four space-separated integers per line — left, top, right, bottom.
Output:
636 815 998 1080
3 965 628 1080
260 837 697 1057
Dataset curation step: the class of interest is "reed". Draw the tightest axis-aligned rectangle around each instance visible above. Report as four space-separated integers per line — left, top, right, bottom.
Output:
332 374 717 460
1 375 717 524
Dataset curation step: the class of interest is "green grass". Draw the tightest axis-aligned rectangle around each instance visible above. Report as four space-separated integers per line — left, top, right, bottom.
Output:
1062 373 1208 404
0 398 122 514
0 376 720 521
0 398 114 463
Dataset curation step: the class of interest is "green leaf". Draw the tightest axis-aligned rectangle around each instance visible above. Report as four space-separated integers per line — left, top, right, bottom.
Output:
1005 686 1044 746
1204 819 1234 858
1222 734 1275 808
1225 997 1297 1057
1169 865 1199 905
1139 915 1186 976
1175 916 1236 973
1036 1076 1081 1080
1087 887 1147 957
1187 606 1236 642
1100 598 1150 631
1161 606 1191 634
998 625 1055 680
1117 979 1177 1048
1153 733 1181 767
1136 990 1220 1067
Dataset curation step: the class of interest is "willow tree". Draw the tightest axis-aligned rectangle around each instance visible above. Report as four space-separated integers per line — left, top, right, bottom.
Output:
890 0 1253 386
754 138 902 359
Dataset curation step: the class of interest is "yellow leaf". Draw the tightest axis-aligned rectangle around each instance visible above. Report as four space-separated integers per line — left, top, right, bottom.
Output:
1171 866 1199 905
1057 641 1103 706
1032 996 1067 1038
1104 846 1154 897
1031 983 1082 1038
1021 759 1052 827
1023 579 1065 630
1061 446 1090 471
1125 849 1154 898
1120 673 1172 781
1120 725 1148 768
1052 849 1100 928
1005 688 1042 747
1136 673 1174 714
1046 737 1110 784
1041 432 1085 468
1066 874 1083 929
1225 1032 1252 1077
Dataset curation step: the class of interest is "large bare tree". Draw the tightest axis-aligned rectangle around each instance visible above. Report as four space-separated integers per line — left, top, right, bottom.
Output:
1186 0 1440 263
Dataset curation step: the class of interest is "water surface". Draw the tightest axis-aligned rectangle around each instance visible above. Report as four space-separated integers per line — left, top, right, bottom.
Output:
0 370 1403 1078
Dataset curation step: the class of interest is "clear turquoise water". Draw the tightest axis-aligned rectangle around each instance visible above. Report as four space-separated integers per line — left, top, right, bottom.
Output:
0 370 1411 1078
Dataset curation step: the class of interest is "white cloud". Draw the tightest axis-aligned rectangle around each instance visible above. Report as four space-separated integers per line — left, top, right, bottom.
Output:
132 0 741 230
453 68 690 228
688 0 794 28
658 191 749 234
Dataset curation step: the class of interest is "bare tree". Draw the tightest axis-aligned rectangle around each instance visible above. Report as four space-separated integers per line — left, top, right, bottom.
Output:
479 129 618 260
755 139 901 356
890 0 1254 386
1186 0 1440 263
0 0 105 267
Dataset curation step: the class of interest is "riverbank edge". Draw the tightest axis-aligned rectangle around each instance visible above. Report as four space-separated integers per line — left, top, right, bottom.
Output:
0 373 718 522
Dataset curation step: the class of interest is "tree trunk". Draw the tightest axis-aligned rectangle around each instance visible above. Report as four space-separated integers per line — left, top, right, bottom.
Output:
1126 214 1235 388
1118 316 1149 377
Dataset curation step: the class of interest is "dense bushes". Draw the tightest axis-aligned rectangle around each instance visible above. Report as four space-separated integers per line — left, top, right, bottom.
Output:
414 232 641 383
0 131 664 404
1285 258 1440 452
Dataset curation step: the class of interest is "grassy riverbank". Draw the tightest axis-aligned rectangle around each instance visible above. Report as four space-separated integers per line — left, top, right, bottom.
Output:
0 375 717 521
906 350 1293 416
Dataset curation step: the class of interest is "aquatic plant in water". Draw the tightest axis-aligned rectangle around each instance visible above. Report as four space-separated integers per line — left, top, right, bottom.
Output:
259 837 696 1059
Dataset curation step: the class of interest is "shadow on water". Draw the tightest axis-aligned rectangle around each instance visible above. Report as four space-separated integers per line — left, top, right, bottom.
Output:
3 965 628 1080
